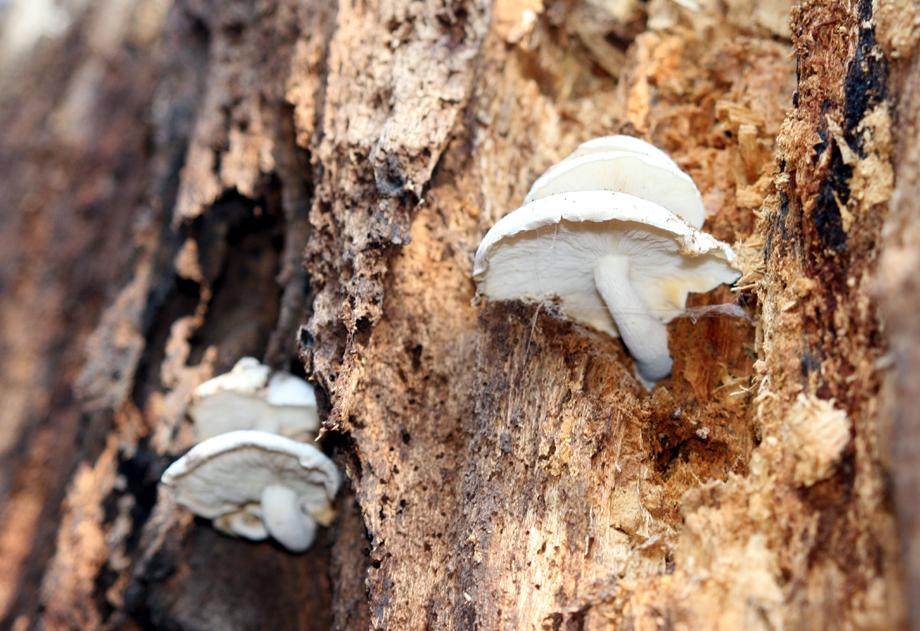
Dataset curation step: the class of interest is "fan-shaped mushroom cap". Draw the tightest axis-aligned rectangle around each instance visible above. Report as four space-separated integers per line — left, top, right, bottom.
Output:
190 358 320 440
525 136 704 228
564 135 682 169
161 430 341 552
524 150 706 228
263 372 319 436
473 190 739 385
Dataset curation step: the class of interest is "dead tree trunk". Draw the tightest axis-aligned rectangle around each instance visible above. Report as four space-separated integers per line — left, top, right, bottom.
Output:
0 0 915 629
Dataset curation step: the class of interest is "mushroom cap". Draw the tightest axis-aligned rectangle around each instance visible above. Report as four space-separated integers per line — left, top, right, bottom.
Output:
565 135 682 170
195 357 270 397
161 430 340 526
524 150 705 228
189 358 320 440
266 372 317 408
472 190 739 337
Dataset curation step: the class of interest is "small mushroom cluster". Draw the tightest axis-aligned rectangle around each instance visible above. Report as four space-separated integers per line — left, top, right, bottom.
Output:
160 358 339 552
188 356 319 440
473 135 741 386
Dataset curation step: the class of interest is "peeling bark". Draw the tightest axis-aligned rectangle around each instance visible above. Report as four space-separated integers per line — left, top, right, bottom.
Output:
0 0 915 629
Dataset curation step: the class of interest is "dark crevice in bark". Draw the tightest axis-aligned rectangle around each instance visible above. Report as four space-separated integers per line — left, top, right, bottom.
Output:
93 439 171 624
185 191 286 368
844 0 888 146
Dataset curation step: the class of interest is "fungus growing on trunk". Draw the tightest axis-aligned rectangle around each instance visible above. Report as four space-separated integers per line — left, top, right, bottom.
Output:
189 357 320 440
473 137 740 386
524 135 706 227
161 430 340 552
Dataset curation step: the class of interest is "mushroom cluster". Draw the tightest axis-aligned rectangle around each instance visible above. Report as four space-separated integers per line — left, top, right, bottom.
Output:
161 430 339 552
473 135 740 386
189 357 319 440
160 358 339 552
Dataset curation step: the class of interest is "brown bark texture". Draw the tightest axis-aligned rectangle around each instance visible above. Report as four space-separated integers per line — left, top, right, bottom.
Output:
0 0 916 629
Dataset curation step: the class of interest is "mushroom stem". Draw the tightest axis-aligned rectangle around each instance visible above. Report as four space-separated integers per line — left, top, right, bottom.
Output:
594 255 672 385
261 484 317 552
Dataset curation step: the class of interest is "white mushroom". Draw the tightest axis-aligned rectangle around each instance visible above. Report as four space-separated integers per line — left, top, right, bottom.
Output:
472 190 740 386
561 135 682 168
261 484 318 552
189 357 319 440
161 430 341 552
264 372 319 434
525 137 705 228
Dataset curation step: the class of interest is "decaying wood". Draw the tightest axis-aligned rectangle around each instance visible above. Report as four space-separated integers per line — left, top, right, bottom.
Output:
0 0 916 629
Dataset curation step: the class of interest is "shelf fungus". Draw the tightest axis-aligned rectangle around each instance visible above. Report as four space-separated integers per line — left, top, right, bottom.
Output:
161 430 341 552
189 357 319 440
524 136 706 228
473 136 740 387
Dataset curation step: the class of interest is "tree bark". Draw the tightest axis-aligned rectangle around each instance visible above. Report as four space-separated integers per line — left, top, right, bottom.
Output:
0 0 914 629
